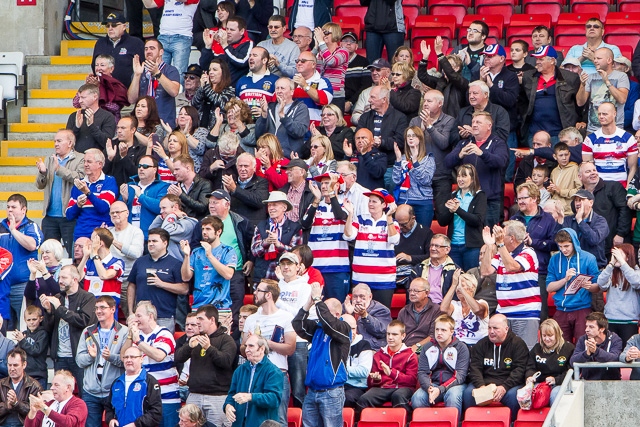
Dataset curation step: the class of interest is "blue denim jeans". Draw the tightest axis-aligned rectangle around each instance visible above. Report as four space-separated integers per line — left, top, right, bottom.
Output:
365 31 405 63
323 272 351 302
9 282 26 330
463 384 520 421
278 371 291 426
486 199 502 227
84 392 110 427
408 199 434 228
303 387 345 427
411 385 465 420
450 244 480 272
158 34 192 84
288 342 309 407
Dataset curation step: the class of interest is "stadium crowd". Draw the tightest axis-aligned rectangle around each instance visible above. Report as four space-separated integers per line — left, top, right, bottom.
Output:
1 1 640 426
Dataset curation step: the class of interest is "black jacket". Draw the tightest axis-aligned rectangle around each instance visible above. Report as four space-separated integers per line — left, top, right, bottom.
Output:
0 374 43 424
438 190 487 248
453 101 510 145
468 330 529 389
526 341 575 385
361 0 405 34
199 146 243 190
103 139 147 187
43 288 97 360
390 83 421 121
353 148 387 190
230 174 269 228
520 67 580 137
16 325 49 381
513 155 557 189
178 174 213 220
487 67 520 132
66 108 117 153
316 126 355 161
174 326 238 395
91 32 145 88
288 0 332 32
357 105 408 166
395 222 433 266
418 56 469 119
235 0 273 42
590 178 632 254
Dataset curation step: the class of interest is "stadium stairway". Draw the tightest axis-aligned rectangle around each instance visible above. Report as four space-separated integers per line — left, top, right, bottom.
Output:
1 39 94 223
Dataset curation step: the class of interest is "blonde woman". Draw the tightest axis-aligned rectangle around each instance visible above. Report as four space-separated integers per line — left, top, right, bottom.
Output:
314 22 349 110
441 271 489 345
306 135 336 177
388 61 421 120
392 46 427 94
153 131 189 184
309 104 354 161
255 133 289 191
525 319 575 405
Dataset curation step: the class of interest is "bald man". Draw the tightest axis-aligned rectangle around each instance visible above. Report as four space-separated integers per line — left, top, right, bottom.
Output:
583 102 637 187
291 50 334 124
292 284 351 427
463 314 529 421
577 47 630 133
342 128 387 190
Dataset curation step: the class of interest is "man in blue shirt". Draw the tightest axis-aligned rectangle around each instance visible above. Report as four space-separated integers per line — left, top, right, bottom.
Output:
127 228 187 333
180 216 237 310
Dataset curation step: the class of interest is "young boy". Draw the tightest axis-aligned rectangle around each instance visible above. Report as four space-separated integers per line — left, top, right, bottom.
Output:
531 165 551 206
14 305 49 390
507 40 535 78
549 142 582 215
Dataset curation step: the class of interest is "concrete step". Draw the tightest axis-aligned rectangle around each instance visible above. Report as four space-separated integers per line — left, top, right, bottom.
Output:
9 123 65 133
42 74 87 90
26 98 74 108
2 140 54 158
29 89 77 99
0 165 41 175
61 40 97 58
20 107 76 124
25 61 92 91
50 56 92 66
6 132 58 141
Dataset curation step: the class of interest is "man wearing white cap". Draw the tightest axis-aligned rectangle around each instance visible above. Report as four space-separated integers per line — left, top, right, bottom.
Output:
250 191 304 282
521 45 580 143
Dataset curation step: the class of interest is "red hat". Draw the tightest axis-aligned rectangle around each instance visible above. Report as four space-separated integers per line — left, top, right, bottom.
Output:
312 173 344 184
363 188 395 204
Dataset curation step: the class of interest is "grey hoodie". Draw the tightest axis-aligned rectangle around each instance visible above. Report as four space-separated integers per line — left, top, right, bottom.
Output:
150 213 199 261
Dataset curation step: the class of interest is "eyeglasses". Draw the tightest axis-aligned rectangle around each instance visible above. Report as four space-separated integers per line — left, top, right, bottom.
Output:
516 196 532 202
397 219 414 228
430 244 450 249
467 28 481 34
252 285 269 293
408 289 427 294
320 113 335 117
185 75 198 80
390 72 402 77
585 24 601 29
109 210 127 216
295 59 314 64
310 145 322 149
95 306 111 311
340 172 355 177
268 25 282 29
138 164 154 169
105 23 122 28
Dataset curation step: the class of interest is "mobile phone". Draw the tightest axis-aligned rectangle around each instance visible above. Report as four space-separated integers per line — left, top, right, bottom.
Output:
151 133 160 145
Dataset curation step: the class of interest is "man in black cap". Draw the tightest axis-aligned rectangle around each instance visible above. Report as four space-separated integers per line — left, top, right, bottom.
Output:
92 12 145 88
281 159 315 225
351 58 391 126
341 31 371 115
177 64 203 109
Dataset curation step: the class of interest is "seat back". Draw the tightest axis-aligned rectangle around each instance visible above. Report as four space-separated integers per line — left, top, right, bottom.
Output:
287 407 302 427
410 407 458 427
359 407 407 427
343 408 355 427
463 407 510 427
516 407 550 421
0 51 24 101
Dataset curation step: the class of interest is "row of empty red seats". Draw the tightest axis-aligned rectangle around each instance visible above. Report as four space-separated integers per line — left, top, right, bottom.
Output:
287 406 551 427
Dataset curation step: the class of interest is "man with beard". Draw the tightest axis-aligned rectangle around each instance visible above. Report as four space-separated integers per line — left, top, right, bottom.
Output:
236 47 278 111
242 279 295 426
180 216 237 311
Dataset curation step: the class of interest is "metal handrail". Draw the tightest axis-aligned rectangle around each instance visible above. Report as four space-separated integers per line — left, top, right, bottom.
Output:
572 361 640 380
541 368 574 427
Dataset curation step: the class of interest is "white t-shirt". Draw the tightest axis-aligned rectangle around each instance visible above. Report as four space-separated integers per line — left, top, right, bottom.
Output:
295 0 315 29
276 276 317 342
243 309 295 370
160 1 198 37
451 300 489 345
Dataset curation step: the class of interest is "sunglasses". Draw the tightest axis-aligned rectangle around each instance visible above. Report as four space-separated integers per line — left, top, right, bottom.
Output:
268 25 282 29
310 145 322 149
295 59 314 64
391 72 402 76
323 30 331 35
185 75 198 80
105 23 122 28
585 24 601 29
138 164 154 169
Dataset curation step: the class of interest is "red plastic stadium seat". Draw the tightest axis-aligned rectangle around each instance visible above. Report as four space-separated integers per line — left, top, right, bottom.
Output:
506 14 553 45
475 0 515 26
618 45 634 61
334 5 367 32
411 29 451 57
504 182 515 208
288 408 302 427
243 294 254 305
404 5 421 36
514 408 550 427
556 12 596 25
414 15 457 40
359 408 407 427
332 16 362 39
410 407 459 427
555 33 586 46
390 293 406 318
604 30 640 54
570 1 608 20
522 0 563 24
431 220 448 236
343 408 355 427
605 11 640 25
618 0 640 12
429 0 470 28
462 407 511 427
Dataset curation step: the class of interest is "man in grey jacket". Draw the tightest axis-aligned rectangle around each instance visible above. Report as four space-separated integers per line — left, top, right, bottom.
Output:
35 129 85 257
76 295 128 427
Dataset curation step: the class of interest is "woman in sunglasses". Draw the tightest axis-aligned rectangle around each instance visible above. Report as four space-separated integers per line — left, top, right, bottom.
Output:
314 22 349 111
387 61 421 121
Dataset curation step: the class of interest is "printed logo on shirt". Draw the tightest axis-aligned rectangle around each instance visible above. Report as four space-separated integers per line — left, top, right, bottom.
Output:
96 184 103 192
484 358 494 366
558 356 567 367
498 80 504 89
119 48 128 55
263 81 273 91
536 355 547 364
133 383 142 392
504 358 512 369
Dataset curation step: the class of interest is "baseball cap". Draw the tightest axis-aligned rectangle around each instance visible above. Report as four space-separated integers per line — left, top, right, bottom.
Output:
184 64 203 77
561 57 581 68
206 189 230 201
341 31 358 43
281 159 309 171
279 252 299 264
614 56 632 69
531 45 558 59
573 189 594 200
363 188 395 204
103 12 126 25
367 58 392 70
312 172 344 184
482 44 506 57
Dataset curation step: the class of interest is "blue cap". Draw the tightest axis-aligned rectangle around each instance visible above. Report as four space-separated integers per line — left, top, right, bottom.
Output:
531 45 558 59
482 44 506 57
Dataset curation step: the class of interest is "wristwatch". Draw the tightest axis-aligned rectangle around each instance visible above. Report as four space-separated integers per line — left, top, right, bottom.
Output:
304 85 311 92
154 71 163 79
92 255 101 261
416 342 423 350
497 243 505 248
312 296 322 303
